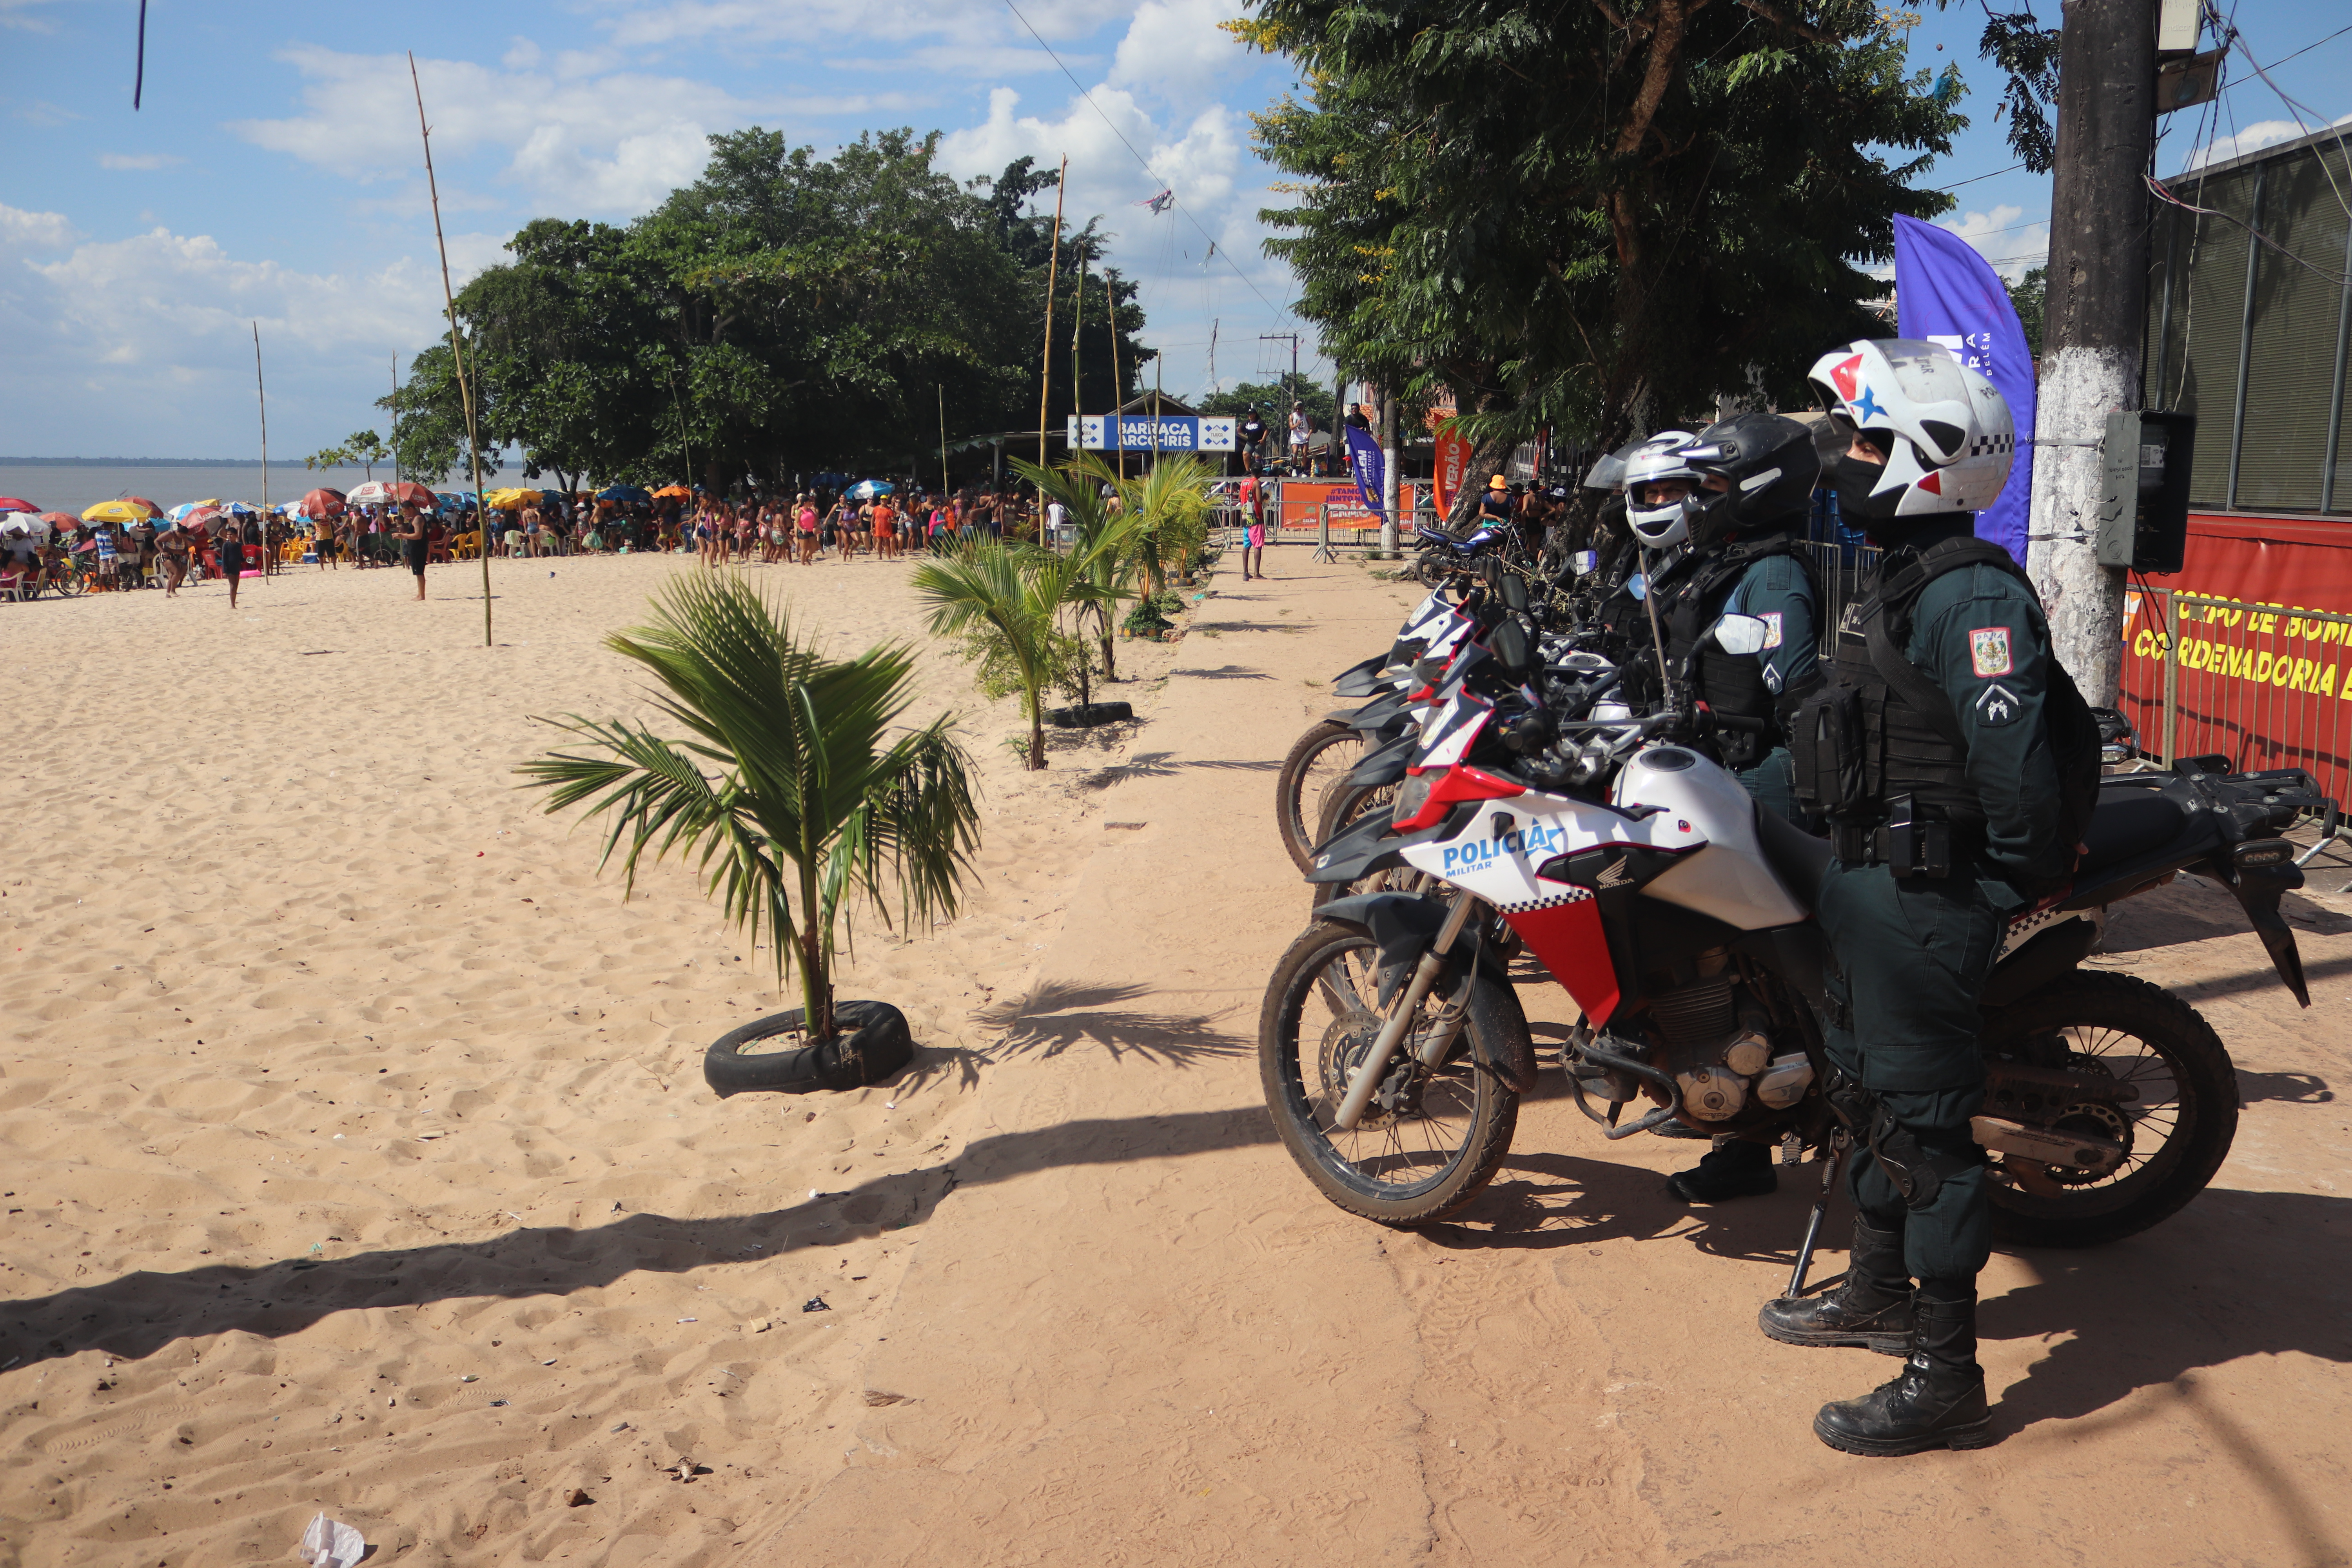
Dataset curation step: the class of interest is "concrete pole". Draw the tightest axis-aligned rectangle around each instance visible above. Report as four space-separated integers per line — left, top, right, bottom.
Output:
2027 0 2158 704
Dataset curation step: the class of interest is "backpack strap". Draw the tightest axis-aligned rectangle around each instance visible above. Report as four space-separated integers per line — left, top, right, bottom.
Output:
1859 536 2028 752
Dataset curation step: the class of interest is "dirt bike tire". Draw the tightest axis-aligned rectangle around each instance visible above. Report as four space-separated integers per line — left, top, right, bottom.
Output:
1412 557 1452 588
1259 920 1522 1226
1277 720 1362 872
1979 969 2238 1249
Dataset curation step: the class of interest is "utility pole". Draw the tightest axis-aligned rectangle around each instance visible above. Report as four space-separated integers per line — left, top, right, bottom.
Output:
2027 0 2159 703
1260 332 1299 452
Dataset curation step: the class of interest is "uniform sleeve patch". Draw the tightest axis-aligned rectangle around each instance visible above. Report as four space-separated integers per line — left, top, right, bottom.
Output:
1974 682 2022 726
1759 611 1784 649
1969 626 2013 677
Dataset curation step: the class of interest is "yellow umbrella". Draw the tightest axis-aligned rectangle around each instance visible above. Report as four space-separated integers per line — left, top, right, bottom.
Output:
82 499 158 523
484 487 537 508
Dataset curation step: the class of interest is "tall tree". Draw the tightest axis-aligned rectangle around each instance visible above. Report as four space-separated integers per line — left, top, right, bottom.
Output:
1238 0 1964 521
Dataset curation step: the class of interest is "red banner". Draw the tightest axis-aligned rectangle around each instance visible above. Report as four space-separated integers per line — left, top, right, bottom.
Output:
1433 431 1471 519
2116 512 2352 803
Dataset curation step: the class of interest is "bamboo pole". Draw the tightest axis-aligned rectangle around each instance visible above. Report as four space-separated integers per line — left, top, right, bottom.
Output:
252 322 269 573
1071 250 1085 459
1106 269 1125 483
1036 155 1067 471
938 384 949 498
409 51 493 645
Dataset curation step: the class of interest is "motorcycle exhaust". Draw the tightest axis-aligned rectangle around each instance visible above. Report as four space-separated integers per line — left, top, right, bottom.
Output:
1970 1114 2125 1176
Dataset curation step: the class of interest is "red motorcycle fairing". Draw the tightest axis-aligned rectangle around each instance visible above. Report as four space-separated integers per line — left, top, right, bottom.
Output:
1499 894 1619 1022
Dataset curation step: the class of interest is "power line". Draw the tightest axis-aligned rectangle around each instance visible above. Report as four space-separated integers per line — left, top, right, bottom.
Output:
1928 162 2028 192
998 0 1299 334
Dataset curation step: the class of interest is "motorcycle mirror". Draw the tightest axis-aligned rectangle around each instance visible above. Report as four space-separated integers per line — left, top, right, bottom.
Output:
1626 573 1648 602
1713 613 1771 656
1497 572 1529 613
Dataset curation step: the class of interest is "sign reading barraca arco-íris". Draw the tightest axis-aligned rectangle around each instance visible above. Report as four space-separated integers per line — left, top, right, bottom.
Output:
1068 415 1238 452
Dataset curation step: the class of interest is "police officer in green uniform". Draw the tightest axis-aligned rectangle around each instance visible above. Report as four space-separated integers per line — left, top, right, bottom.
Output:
1757 339 2091 1456
1632 415 1825 1203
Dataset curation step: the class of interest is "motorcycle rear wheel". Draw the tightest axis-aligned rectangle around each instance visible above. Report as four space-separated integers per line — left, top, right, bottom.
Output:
1259 920 1522 1225
1277 720 1365 872
1981 969 2238 1249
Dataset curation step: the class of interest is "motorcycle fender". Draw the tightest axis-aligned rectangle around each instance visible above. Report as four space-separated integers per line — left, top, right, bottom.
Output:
1345 734 1417 788
1333 656 1387 697
2209 852 2312 1007
1314 892 1530 1089
1978 917 2099 1010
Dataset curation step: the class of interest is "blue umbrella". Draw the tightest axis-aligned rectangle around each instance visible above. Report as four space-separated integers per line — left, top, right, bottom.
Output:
597 484 653 504
845 479 895 502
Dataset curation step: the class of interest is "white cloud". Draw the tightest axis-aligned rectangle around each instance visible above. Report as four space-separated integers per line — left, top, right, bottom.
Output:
97 152 187 171
1 202 79 250
1108 0 1251 106
229 45 781 216
2181 113 2352 173
0 0 63 32
1939 203 2048 282
599 0 1113 50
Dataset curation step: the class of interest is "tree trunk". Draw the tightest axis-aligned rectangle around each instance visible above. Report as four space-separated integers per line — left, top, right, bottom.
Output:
2027 0 2157 704
1029 700 1046 770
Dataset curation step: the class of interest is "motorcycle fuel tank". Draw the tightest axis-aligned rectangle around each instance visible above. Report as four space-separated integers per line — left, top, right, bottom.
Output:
1611 747 1809 930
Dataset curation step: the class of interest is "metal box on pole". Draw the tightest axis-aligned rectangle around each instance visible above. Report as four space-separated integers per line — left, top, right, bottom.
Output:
2094 409 2195 574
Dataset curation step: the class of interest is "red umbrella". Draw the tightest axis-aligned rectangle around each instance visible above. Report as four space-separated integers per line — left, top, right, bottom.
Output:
120 496 164 517
0 498 36 513
385 481 438 508
300 487 347 517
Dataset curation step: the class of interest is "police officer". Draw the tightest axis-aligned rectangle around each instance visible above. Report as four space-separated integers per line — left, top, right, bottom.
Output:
1759 339 2086 1456
1640 415 1822 1204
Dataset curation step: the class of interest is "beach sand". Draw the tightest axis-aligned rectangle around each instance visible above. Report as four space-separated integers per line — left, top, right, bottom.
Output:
5 548 2348 1567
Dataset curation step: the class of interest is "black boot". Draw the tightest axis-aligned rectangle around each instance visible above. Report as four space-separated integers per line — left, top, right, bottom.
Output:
1812 1290 1992 1456
1666 1137 1777 1202
1756 1217 1914 1355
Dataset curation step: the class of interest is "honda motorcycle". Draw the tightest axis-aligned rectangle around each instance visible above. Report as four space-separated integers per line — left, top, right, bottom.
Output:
1259 575 2329 1265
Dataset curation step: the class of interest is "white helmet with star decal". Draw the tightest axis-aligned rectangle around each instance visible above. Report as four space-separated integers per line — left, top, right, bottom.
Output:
1806 339 2013 520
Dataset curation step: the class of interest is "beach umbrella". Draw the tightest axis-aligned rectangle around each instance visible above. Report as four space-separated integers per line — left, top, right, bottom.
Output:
0 497 36 514
845 479 895 501
596 484 653 504
221 500 258 516
120 496 164 517
346 481 394 506
3 513 54 540
165 501 214 522
652 483 693 499
300 487 346 517
483 486 539 508
82 499 154 523
379 480 437 508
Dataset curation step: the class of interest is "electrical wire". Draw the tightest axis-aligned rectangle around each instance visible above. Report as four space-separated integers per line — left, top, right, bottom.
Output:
2145 172 2350 287
2222 24 2352 225
1927 163 2028 192
999 0 1299 333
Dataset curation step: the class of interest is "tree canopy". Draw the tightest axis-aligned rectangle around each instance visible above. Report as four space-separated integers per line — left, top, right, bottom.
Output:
1236 0 1967 496
383 132 1153 489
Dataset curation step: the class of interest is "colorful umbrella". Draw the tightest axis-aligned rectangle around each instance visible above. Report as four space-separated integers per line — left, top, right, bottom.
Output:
165 500 224 522
120 496 164 517
0 497 37 514
299 488 347 517
82 499 154 524
652 483 694 499
845 479 895 501
596 485 652 504
483 487 539 508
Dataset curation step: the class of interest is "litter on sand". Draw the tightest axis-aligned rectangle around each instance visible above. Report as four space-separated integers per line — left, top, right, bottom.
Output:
802 1297 830 1313
298 1512 366 1568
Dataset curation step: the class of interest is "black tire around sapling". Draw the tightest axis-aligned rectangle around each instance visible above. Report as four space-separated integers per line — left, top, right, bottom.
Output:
703 999 914 1096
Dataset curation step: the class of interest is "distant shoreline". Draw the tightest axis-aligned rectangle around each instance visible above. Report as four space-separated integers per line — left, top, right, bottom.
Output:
0 457 282 468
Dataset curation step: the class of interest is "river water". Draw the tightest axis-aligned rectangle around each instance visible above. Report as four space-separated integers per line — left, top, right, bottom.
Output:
0 461 406 517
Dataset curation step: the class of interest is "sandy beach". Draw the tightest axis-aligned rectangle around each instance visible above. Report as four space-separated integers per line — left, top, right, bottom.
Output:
4 548 2348 1567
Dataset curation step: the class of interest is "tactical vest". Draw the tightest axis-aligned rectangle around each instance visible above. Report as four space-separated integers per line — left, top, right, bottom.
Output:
1793 537 2100 894
1666 534 1815 769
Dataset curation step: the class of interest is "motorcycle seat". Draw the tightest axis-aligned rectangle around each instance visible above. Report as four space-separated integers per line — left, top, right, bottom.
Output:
2076 790 2194 877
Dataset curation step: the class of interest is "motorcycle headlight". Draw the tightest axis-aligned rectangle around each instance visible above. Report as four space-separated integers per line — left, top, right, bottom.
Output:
1392 773 1434 827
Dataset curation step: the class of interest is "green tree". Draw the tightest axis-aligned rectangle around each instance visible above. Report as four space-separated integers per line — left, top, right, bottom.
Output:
2004 265 2046 360
914 539 1127 770
1236 0 1964 523
520 573 981 1056
380 344 504 487
1018 455 1146 686
1198 376 1334 430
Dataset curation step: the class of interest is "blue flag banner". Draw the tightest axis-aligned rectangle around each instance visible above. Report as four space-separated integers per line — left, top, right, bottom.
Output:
1893 214 2035 566
1343 424 1385 520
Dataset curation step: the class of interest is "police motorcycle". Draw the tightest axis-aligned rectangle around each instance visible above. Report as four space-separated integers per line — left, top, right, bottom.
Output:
1258 566 2326 1258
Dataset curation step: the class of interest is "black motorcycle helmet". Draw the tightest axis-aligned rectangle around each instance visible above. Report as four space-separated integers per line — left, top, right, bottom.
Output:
1670 413 1821 548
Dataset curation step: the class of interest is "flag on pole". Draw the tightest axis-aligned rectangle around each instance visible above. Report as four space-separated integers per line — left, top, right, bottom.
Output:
1892 215 2036 567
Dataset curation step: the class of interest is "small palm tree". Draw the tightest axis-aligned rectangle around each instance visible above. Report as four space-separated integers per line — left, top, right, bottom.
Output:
1120 453 1214 593
518 572 980 1058
911 541 1093 770
1017 454 1145 684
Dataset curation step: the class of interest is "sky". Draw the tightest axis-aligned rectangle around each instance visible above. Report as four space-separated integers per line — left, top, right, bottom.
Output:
2 0 2347 461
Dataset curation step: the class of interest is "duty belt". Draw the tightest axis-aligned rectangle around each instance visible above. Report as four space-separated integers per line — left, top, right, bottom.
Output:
1831 798 1985 879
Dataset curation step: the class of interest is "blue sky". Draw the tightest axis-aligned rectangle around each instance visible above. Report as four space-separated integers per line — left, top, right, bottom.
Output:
2 0 2346 459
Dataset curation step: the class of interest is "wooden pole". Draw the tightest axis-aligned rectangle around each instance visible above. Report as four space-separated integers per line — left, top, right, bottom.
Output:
938 384 949 497
252 322 269 573
1071 250 1085 460
1036 155 1067 471
1107 270 1125 482
390 354 401 490
410 51 493 645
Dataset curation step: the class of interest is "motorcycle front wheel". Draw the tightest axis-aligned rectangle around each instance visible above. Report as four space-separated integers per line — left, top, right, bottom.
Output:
1258 919 1523 1226
1981 969 2238 1249
1276 720 1366 872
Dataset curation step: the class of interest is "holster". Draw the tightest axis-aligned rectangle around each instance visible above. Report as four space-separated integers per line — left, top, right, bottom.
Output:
1821 1067 1982 1211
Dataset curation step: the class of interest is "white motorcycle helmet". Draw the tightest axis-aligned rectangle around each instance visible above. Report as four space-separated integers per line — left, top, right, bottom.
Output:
1806 339 2014 521
1621 430 1699 549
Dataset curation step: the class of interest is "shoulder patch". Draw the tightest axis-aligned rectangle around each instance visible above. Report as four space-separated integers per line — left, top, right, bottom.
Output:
1973 681 2022 726
1969 626 2013 677
1760 611 1783 649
